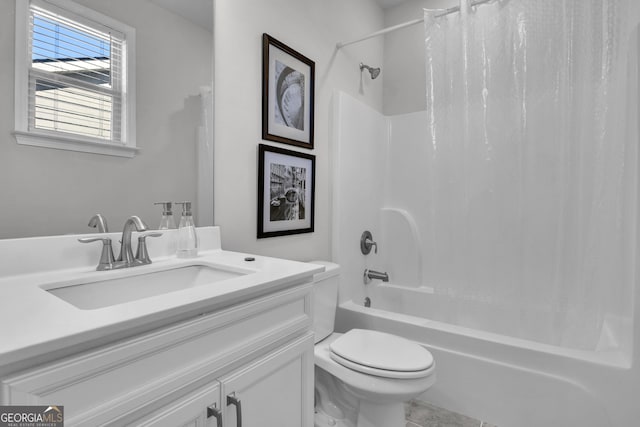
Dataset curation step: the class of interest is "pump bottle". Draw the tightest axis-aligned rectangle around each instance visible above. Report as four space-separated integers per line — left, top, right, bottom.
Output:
176 201 198 258
154 201 177 230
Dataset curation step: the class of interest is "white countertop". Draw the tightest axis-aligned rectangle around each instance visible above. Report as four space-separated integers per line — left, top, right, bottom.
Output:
0 227 322 371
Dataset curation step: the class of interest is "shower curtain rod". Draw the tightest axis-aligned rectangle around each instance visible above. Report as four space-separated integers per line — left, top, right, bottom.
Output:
336 0 494 49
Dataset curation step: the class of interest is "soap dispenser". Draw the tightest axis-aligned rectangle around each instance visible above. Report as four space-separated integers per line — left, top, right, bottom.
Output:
154 201 177 230
176 201 198 258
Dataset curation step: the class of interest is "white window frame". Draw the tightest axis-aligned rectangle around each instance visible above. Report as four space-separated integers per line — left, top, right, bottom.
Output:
14 0 137 158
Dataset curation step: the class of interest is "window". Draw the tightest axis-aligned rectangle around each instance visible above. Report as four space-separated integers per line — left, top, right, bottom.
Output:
14 0 137 157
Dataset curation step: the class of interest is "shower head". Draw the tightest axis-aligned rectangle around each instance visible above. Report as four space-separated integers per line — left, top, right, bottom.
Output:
360 62 381 80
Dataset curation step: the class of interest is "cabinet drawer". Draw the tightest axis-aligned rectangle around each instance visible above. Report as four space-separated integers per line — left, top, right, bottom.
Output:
1 283 312 426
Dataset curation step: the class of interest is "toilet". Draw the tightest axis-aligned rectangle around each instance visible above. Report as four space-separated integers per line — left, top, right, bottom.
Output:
310 261 436 427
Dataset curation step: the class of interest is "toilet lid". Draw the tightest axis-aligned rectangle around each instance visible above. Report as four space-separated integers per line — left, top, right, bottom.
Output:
329 329 434 378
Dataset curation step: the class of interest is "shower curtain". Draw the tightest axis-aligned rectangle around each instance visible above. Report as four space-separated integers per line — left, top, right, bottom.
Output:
423 0 639 349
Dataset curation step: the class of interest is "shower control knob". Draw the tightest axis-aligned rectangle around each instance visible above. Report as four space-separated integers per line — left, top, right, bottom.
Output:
360 230 378 255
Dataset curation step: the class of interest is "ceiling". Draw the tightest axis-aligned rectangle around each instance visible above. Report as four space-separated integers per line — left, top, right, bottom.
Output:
149 0 213 32
374 0 409 8
148 0 426 31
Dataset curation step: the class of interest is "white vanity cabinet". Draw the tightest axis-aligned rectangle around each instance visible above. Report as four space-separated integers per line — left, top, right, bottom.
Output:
132 381 222 426
133 334 313 427
1 283 315 427
218 334 312 427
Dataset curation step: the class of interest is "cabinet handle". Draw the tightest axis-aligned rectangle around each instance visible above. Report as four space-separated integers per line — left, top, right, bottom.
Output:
207 403 223 426
227 393 242 427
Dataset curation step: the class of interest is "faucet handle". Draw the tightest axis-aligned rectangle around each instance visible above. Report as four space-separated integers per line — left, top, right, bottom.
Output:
360 231 378 255
135 232 163 265
365 238 378 254
79 237 116 271
88 214 109 233
78 237 110 244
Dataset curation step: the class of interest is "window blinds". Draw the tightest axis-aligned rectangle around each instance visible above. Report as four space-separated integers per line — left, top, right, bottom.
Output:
28 3 124 142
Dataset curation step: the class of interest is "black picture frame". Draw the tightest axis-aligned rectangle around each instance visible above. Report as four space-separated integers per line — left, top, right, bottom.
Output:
262 33 315 149
258 144 315 238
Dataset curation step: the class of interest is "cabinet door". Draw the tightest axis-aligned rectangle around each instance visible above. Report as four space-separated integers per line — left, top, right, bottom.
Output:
131 381 223 427
220 333 314 427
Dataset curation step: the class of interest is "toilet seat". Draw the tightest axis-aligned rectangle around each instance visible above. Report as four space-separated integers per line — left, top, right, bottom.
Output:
329 329 434 379
315 332 437 403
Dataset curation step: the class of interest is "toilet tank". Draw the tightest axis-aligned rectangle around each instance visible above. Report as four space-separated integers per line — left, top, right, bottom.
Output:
309 261 340 344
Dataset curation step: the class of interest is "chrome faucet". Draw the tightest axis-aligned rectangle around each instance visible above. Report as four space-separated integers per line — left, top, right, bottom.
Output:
80 216 162 271
363 269 389 284
88 214 109 233
78 236 116 270
117 216 148 265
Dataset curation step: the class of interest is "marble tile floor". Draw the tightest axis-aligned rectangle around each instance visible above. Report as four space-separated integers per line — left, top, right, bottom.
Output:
405 400 498 427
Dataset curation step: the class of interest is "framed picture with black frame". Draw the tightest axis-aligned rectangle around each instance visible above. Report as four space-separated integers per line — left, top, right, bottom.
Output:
258 144 315 238
262 33 315 149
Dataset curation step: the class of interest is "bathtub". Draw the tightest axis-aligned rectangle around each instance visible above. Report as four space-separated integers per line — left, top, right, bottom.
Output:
334 283 638 427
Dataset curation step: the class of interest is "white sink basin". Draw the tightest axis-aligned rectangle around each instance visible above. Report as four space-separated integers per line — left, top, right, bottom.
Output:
45 264 247 310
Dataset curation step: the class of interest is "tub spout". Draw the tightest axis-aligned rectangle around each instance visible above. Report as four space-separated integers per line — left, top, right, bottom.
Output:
364 269 389 284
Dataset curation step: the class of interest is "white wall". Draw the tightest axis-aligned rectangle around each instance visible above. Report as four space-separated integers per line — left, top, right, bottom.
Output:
383 0 456 115
0 0 212 239
214 0 384 260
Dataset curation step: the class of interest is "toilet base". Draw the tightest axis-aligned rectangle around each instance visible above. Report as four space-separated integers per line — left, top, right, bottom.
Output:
315 366 407 427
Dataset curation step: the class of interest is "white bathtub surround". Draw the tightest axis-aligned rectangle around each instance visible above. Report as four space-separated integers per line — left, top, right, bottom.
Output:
363 283 631 367
420 0 640 352
335 88 637 354
332 3 640 418
336 300 639 427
